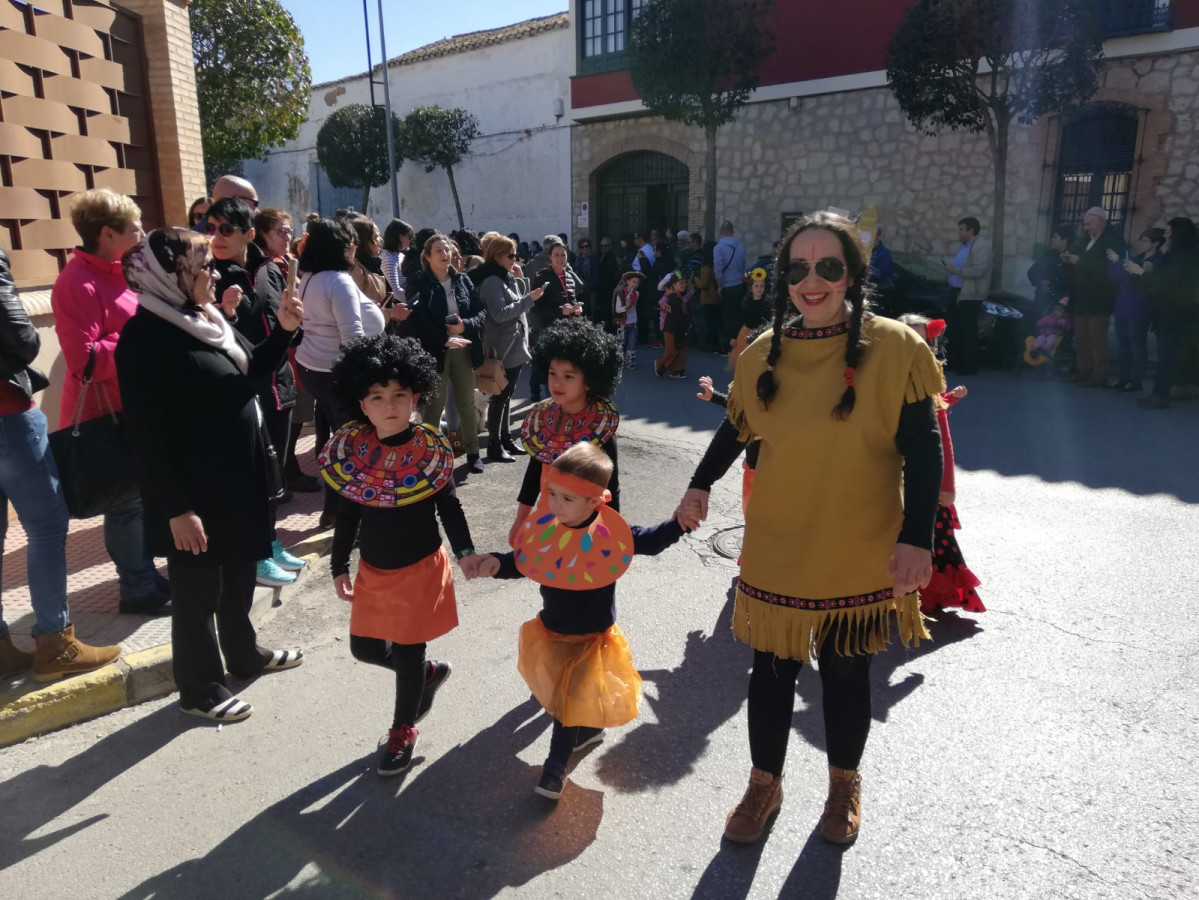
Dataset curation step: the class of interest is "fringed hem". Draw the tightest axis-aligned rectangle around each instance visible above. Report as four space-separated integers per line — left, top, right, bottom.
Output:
905 343 948 404
725 387 757 444
732 586 930 664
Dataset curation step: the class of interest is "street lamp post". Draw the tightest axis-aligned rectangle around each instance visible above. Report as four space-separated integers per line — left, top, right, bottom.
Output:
376 0 400 219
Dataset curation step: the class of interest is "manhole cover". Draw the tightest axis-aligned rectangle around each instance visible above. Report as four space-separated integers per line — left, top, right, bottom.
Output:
710 526 744 559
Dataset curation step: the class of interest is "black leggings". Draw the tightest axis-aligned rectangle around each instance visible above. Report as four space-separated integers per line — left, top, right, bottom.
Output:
747 636 873 775
349 635 427 729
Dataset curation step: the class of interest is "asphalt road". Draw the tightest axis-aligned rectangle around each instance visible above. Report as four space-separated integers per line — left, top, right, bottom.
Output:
2 357 1198 900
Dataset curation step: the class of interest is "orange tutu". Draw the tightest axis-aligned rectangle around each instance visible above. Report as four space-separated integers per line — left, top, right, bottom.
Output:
351 548 458 645
517 618 641 728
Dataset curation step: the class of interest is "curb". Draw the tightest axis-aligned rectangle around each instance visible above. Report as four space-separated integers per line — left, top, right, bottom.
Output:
0 531 334 748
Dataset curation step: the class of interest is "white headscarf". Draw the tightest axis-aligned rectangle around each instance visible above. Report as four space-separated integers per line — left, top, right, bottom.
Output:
123 228 249 374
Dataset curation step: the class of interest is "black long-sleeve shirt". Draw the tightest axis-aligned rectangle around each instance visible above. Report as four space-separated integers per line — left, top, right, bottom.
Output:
517 436 621 512
330 428 474 577
492 515 684 634
689 397 942 550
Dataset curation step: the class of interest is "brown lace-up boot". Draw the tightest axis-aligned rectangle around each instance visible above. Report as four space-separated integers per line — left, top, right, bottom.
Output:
724 767 784 843
33 626 120 683
0 634 33 677
819 765 862 845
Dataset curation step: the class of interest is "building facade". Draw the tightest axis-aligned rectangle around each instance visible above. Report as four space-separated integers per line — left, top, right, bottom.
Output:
568 0 1199 290
0 0 206 425
244 14 575 241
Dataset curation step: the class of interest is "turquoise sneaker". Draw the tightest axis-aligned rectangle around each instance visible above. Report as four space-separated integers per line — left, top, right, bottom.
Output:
272 540 307 572
256 558 297 587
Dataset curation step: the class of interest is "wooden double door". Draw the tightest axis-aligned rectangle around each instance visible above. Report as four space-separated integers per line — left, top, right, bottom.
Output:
596 151 689 244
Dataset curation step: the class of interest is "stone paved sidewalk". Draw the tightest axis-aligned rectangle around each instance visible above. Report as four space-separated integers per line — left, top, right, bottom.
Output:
1 432 328 658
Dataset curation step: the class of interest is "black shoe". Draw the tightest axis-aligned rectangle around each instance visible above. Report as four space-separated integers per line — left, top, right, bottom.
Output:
501 437 522 456
1121 382 1143 393
378 725 418 776
534 766 565 800
486 444 515 463
466 454 485 474
285 472 321 492
275 489 295 505
654 365 665 379
572 726 605 752
415 660 452 723
119 591 171 616
1107 381 1127 391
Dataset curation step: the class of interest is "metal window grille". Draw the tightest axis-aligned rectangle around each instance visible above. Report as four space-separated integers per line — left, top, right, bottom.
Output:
1052 112 1139 231
1097 0 1172 37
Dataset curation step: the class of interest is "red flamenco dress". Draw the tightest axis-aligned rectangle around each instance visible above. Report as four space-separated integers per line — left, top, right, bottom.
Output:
922 392 984 614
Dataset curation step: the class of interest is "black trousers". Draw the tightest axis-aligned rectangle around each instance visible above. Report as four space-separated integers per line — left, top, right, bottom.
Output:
262 404 292 543
167 554 265 708
485 365 523 444
949 292 981 373
720 285 746 349
746 638 873 776
297 364 356 517
350 635 427 729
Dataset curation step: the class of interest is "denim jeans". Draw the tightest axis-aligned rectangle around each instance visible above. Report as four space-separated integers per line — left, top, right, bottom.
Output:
104 499 163 600
0 407 70 637
1114 316 1151 387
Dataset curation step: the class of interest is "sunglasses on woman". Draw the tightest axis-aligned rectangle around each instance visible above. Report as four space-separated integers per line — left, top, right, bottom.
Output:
205 222 244 238
787 257 847 284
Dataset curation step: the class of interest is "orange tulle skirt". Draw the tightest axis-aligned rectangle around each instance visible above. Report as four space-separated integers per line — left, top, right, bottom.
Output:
351 548 458 645
517 618 642 728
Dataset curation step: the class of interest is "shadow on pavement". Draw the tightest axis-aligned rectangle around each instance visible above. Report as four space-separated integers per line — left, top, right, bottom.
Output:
118 698 603 899
791 609 983 757
691 834 769 900
949 372 1199 502
593 585 750 792
0 704 190 872
776 827 846 899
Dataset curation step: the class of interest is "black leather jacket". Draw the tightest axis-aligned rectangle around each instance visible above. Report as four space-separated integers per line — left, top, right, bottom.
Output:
0 249 48 401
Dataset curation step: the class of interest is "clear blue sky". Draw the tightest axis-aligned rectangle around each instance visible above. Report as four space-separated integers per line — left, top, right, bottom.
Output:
278 1 569 84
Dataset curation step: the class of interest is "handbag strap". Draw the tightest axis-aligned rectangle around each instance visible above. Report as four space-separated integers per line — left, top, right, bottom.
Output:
68 345 118 435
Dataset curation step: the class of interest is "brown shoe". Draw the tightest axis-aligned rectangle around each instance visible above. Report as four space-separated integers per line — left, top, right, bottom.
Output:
32 626 120 683
0 634 33 677
819 765 862 845
724 767 783 843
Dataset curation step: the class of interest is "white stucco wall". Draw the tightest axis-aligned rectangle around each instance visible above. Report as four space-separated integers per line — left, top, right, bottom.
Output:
243 24 573 241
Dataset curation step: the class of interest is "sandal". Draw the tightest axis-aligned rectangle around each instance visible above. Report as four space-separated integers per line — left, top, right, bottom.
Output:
181 695 253 722
262 648 304 671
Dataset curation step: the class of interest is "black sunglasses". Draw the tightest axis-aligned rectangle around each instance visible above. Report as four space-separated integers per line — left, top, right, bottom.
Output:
787 257 847 284
205 222 244 238
505 252 517 259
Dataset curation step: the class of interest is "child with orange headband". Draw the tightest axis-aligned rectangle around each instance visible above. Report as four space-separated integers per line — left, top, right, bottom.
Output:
471 441 689 800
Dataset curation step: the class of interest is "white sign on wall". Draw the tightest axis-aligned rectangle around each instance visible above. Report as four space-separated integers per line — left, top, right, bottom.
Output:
577 201 589 228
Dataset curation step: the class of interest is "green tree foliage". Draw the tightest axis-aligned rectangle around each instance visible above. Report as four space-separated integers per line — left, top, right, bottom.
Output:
886 0 1103 285
402 106 481 229
316 104 404 213
191 0 311 185
628 0 775 240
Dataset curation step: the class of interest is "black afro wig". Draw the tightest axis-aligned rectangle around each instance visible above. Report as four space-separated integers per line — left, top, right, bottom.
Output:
531 317 623 401
332 334 439 414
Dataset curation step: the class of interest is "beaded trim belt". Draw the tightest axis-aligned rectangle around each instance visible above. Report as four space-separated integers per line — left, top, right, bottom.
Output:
737 578 894 611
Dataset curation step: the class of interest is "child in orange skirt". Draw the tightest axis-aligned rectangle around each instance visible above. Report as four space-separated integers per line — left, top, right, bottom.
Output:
473 442 688 800
898 315 984 615
323 334 491 776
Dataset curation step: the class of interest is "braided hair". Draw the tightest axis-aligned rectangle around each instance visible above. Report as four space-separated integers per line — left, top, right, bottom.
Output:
756 211 872 420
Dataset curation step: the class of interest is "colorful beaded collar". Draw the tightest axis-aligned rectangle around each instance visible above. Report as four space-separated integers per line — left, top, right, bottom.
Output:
520 397 619 464
318 422 454 507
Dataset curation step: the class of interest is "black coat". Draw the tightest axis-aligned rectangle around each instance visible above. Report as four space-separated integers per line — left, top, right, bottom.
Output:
595 251 622 326
530 266 584 336
213 241 295 410
1071 227 1126 316
0 249 48 399
406 268 487 371
115 308 295 561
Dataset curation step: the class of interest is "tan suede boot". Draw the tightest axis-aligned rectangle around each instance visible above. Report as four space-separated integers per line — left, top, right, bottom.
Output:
724 767 784 843
0 634 33 677
819 765 862 845
33 626 120 683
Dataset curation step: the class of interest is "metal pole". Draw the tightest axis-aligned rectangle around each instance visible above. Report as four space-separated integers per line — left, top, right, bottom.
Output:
377 0 400 218
362 0 375 108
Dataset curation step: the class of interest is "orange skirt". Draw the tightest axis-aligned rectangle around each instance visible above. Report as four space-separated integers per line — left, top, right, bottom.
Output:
517 618 641 729
351 548 458 645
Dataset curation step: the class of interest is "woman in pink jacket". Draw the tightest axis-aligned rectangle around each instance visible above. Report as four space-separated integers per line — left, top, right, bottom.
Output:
51 188 169 615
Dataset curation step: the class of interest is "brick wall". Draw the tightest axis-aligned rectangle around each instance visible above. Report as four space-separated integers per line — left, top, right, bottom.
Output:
122 0 206 225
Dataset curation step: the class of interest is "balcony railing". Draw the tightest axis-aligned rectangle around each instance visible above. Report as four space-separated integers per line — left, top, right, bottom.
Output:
1099 0 1173 38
